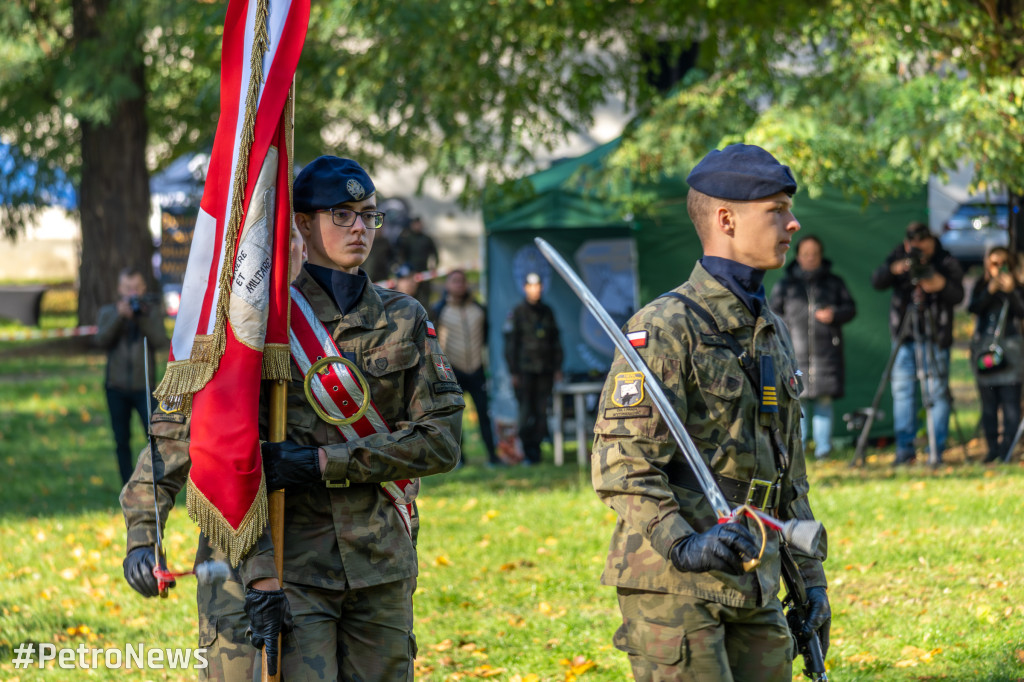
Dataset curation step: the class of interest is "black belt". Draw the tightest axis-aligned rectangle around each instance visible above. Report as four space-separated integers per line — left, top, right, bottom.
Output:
664 460 781 512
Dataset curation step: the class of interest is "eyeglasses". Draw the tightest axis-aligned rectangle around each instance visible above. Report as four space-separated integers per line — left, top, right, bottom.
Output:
317 208 386 229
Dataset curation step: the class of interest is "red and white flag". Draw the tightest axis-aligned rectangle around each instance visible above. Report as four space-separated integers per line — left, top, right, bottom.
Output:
153 0 310 565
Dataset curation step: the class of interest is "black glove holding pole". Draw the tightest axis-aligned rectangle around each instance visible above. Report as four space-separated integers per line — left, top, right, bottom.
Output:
123 546 175 597
261 440 322 490
245 587 294 676
669 522 760 575
802 586 831 658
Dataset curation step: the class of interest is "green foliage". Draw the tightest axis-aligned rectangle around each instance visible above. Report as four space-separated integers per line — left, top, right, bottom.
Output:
1 0 1022 232
602 0 1024 210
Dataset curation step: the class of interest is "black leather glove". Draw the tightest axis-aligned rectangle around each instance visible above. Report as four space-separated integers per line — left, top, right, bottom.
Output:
244 587 294 676
123 546 174 597
802 586 831 659
261 440 321 490
669 522 760 575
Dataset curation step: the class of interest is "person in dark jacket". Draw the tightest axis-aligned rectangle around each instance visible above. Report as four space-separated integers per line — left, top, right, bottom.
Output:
871 222 965 465
770 235 856 458
94 267 168 484
504 272 563 464
395 216 439 310
968 246 1024 463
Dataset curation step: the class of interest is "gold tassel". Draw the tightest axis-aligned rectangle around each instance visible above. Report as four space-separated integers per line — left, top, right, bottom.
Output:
262 343 292 380
186 472 269 568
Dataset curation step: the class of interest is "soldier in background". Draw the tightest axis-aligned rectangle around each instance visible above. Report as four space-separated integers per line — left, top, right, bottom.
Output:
120 412 254 680
504 272 563 465
591 144 830 681
395 216 439 310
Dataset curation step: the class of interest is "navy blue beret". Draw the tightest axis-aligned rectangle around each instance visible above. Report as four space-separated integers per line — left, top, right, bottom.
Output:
293 156 375 213
686 144 797 200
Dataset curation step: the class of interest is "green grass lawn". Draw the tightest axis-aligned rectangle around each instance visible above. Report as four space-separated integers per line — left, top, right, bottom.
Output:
2 316 1024 680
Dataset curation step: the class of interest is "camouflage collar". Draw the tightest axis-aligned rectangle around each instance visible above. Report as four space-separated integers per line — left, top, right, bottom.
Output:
293 269 388 331
686 262 767 332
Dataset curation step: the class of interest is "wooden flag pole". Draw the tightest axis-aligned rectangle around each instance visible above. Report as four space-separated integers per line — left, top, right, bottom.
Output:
261 77 295 682
264 381 287 682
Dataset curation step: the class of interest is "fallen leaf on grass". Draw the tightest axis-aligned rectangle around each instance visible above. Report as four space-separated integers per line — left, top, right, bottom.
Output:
431 639 453 652
847 652 877 664
559 655 597 680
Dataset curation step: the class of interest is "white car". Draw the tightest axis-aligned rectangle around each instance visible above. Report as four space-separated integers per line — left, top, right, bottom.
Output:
939 200 1009 267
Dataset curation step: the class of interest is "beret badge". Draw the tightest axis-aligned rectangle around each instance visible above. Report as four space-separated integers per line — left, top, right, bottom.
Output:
346 179 366 200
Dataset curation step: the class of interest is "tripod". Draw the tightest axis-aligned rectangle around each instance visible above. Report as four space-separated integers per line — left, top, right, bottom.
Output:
852 288 968 467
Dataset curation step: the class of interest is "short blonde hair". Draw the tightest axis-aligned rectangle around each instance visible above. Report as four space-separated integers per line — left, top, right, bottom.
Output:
686 188 733 242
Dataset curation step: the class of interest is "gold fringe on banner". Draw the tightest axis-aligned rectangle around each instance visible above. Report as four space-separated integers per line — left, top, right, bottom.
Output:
262 343 292 381
186 472 269 567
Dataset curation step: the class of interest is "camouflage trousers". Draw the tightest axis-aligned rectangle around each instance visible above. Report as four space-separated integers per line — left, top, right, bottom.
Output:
614 588 794 682
252 577 417 682
197 576 255 681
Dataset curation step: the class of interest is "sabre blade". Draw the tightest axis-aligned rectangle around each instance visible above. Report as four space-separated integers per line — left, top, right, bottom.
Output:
533 237 732 518
143 337 168 597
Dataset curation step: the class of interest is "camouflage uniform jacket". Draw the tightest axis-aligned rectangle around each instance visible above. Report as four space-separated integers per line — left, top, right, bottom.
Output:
119 411 227 568
242 269 465 590
592 262 828 609
121 410 189 554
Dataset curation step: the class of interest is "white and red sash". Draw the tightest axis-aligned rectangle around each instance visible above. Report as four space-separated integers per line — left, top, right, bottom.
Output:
289 285 415 537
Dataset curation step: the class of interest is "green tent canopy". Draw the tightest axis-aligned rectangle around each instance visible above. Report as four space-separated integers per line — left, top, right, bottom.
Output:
484 139 929 447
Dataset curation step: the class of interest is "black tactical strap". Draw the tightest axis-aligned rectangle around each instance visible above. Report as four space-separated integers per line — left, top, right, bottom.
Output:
660 290 790 480
661 292 756 376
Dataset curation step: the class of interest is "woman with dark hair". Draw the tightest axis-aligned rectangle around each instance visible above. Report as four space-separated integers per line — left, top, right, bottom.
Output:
969 246 1024 463
770 235 857 459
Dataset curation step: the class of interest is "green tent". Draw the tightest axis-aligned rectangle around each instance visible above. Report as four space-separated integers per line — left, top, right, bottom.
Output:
483 139 929 447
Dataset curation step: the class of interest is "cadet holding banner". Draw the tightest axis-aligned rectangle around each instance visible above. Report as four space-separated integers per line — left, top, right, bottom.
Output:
592 145 830 681
241 156 464 680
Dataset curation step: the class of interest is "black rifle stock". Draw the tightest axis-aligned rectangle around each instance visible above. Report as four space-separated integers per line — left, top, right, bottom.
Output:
780 544 827 681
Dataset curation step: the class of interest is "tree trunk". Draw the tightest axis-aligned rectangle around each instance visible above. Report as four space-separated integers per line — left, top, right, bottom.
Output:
73 0 153 325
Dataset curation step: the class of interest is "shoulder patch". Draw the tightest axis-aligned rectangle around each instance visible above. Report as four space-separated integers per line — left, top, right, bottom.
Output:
426 321 437 338
432 354 457 383
627 330 648 348
611 371 645 407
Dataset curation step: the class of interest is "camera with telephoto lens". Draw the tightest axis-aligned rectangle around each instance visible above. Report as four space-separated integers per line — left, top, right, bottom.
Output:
905 247 934 283
128 295 146 316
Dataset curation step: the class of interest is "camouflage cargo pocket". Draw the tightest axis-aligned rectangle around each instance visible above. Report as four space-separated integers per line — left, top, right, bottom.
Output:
363 339 422 411
613 616 687 665
691 349 745 423
198 614 218 649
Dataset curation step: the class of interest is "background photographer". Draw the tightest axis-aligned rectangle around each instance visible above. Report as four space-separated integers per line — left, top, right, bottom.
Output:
968 247 1024 463
95 267 167 484
871 222 964 465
